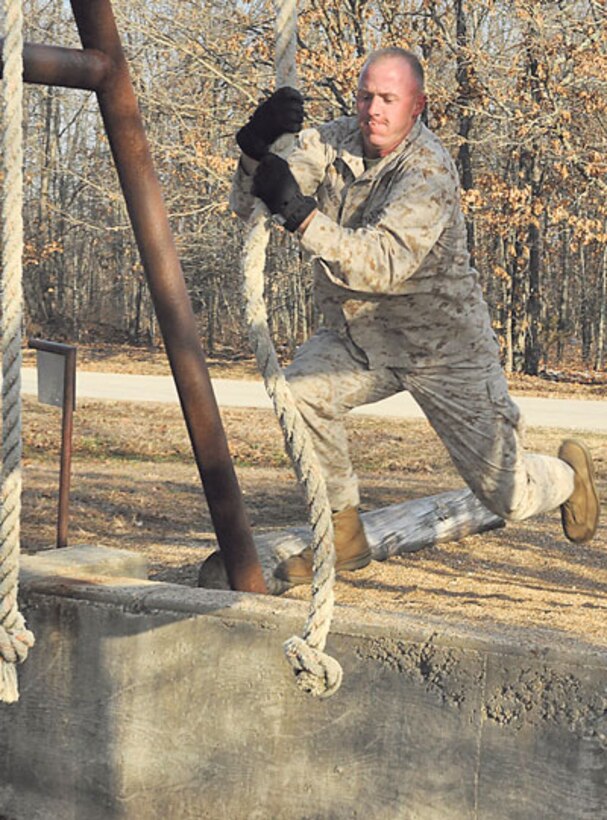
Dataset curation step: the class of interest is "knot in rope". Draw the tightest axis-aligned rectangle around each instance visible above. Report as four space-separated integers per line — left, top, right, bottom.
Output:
283 635 343 698
0 612 34 703
0 617 33 665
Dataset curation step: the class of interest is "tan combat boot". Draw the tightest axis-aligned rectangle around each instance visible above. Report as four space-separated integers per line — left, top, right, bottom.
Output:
558 439 600 543
275 506 372 585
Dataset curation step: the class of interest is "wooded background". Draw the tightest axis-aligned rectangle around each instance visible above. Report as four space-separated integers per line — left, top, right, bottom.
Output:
20 0 607 374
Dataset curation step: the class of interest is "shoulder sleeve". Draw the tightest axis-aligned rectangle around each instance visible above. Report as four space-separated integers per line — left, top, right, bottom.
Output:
300 145 460 294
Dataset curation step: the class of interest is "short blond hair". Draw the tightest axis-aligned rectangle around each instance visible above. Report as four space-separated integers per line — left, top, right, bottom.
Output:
361 48 425 91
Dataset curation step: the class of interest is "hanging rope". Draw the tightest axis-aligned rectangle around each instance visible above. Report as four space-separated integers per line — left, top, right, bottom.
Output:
240 0 342 697
0 0 34 703
274 0 297 89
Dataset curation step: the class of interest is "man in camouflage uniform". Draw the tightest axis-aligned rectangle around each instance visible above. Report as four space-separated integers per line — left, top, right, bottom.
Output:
231 48 600 584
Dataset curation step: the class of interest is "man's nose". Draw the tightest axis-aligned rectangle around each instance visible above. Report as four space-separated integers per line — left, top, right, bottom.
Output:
367 96 381 117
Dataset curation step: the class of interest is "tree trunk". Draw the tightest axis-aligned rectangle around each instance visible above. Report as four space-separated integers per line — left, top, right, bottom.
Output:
525 216 542 374
520 35 544 375
556 227 571 364
509 236 529 373
580 245 593 365
595 241 607 370
455 0 476 266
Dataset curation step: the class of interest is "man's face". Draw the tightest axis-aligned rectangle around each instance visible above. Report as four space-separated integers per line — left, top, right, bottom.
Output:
356 57 426 158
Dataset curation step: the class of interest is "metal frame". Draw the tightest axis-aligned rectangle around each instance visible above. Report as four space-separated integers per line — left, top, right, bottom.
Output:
1 0 267 593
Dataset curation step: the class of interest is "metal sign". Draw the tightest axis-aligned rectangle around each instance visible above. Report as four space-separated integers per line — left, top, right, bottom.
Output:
36 349 70 408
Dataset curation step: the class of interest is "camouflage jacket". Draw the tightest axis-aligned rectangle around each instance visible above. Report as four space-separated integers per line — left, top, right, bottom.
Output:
230 116 499 371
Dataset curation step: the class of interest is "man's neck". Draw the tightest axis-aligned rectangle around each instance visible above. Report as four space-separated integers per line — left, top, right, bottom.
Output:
362 118 420 160
363 154 382 171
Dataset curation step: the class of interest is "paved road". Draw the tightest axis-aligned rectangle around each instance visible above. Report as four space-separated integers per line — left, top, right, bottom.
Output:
21 367 607 432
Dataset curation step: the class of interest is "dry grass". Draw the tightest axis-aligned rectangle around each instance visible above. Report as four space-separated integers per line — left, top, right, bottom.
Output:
21 395 607 648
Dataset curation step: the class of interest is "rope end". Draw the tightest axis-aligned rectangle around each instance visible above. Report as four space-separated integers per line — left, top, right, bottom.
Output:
283 635 342 698
0 622 34 703
0 661 20 703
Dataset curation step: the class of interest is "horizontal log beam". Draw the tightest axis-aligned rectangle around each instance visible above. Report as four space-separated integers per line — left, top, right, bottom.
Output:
198 489 505 594
0 40 111 90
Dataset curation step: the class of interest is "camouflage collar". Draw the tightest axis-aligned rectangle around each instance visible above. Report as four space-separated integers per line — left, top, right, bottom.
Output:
339 119 366 177
338 117 424 178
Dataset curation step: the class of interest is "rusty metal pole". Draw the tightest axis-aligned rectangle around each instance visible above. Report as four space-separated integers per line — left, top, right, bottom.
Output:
57 345 76 548
69 0 267 593
29 339 76 548
0 40 112 89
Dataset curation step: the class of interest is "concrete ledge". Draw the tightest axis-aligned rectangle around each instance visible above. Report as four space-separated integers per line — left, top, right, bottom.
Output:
0 553 605 819
20 544 149 582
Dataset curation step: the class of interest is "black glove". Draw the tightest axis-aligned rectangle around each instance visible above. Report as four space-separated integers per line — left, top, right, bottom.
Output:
236 87 304 161
252 154 317 232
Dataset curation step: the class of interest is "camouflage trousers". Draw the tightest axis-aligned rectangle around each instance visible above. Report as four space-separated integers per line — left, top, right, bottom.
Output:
284 328 575 519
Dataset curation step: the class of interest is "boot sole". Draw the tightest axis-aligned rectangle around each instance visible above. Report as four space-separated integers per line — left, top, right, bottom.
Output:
559 439 600 543
276 550 372 585
336 551 372 573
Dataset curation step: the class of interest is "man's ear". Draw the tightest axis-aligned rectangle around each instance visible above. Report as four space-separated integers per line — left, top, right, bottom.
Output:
414 93 427 118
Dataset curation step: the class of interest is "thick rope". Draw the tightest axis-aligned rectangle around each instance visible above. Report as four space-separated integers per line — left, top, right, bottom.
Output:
242 214 341 698
0 0 34 703
240 0 342 697
274 0 297 89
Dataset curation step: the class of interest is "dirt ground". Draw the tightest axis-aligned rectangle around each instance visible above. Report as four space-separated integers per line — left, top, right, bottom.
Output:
20 368 607 649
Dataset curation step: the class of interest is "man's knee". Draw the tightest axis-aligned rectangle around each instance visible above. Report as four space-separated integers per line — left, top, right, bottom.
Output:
477 485 529 523
284 368 314 408
493 499 528 523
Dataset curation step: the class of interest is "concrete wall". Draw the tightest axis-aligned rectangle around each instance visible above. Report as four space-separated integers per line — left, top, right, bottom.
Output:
0 547 605 819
